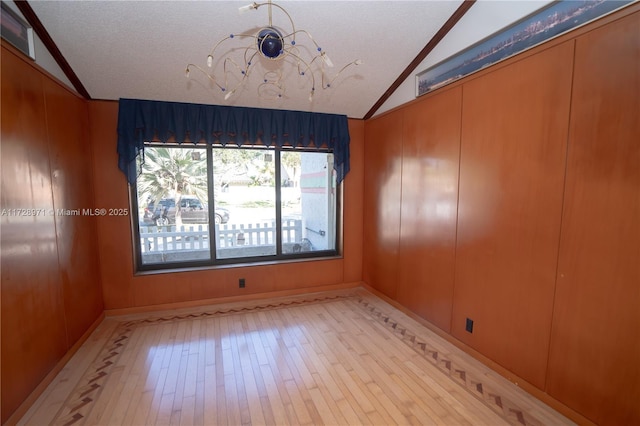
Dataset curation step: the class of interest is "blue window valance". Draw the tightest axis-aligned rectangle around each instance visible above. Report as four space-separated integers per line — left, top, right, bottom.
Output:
117 98 350 184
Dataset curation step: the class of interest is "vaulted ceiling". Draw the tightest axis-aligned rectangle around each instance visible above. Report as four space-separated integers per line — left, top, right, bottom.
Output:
14 1 555 119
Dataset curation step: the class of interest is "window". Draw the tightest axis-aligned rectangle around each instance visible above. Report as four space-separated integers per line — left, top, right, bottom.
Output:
132 144 339 271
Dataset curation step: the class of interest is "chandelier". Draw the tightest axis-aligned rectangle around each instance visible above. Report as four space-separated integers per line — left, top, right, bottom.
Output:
185 1 361 102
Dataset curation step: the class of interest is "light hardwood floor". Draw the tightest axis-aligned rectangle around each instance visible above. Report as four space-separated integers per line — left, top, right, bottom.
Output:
19 288 574 425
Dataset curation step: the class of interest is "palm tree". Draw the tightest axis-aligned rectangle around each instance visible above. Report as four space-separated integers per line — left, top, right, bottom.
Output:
137 147 208 227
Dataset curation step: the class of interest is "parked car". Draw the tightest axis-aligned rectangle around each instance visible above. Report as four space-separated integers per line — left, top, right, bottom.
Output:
143 196 230 225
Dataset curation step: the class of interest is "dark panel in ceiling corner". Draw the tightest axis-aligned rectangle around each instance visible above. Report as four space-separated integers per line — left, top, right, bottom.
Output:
14 0 92 99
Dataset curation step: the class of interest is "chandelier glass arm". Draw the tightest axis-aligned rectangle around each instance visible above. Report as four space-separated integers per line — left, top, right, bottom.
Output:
208 33 257 64
185 64 225 92
284 29 333 67
222 49 260 100
320 59 363 89
283 49 316 101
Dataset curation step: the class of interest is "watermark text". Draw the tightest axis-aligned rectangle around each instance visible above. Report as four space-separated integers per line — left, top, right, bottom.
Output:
1 208 129 217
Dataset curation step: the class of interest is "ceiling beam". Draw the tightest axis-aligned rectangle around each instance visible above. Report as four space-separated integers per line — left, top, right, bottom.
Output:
14 0 91 99
363 0 476 120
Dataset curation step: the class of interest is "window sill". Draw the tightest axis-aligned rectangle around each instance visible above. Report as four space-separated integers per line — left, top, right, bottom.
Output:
133 254 343 276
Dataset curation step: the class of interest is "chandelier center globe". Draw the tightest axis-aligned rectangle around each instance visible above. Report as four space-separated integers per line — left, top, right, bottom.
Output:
257 27 285 59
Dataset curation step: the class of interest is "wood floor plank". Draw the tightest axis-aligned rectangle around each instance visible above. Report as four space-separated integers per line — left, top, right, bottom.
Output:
235 319 267 425
228 319 252 425
202 363 217 426
18 289 574 426
122 324 163 425
139 324 174 425
352 310 492 424
258 363 289 425
289 305 373 424
145 361 169 425
248 349 277 424
298 302 442 424
268 311 319 425
330 304 450 423
256 316 298 424
284 379 313 425
403 341 517 425
191 319 207 426
107 372 139 425
361 353 437 425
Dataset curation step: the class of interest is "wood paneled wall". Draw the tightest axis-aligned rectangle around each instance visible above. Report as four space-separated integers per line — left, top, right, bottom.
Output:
396 87 462 333
363 110 403 299
362 7 640 425
453 41 573 390
1 44 104 423
88 101 364 310
546 11 640 425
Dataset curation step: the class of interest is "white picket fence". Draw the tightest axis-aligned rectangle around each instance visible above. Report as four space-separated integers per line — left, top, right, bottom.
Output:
140 220 303 253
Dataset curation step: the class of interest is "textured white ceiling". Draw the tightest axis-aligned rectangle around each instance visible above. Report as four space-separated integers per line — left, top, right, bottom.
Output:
28 1 464 119
26 1 576 119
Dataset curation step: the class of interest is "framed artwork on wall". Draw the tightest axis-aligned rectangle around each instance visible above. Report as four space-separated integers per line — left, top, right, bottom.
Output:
416 0 634 97
1 1 35 60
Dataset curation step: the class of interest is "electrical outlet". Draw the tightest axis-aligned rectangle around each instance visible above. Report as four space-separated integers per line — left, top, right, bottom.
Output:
465 318 474 333
239 278 245 288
